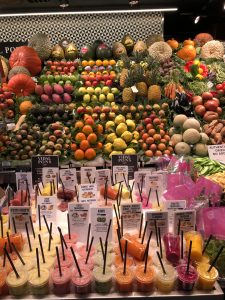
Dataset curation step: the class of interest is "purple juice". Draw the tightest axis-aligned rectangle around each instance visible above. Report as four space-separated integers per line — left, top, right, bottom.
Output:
176 264 198 291
163 233 180 266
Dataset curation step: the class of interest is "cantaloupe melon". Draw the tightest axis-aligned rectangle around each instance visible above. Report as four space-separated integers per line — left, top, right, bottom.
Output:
183 129 200 144
194 143 208 157
173 114 188 128
183 118 200 131
175 142 191 155
200 133 209 144
171 134 183 145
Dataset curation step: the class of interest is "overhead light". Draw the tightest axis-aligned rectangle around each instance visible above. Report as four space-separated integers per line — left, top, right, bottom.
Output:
224 2 225 9
129 0 139 7
0 8 178 17
59 0 69 8
194 15 200 24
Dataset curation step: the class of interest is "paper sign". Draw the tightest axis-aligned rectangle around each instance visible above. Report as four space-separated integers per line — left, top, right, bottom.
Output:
164 200 186 230
91 206 113 244
80 167 96 184
134 171 150 191
60 169 77 189
96 169 111 188
31 155 59 185
208 145 225 163
68 203 89 243
9 206 31 233
121 203 142 231
16 172 33 192
146 211 168 236
111 154 138 180
37 196 57 222
112 165 128 185
79 184 97 203
42 167 59 186
173 210 196 233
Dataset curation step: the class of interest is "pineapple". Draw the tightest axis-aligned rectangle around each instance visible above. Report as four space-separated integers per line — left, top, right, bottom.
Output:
148 85 161 101
119 54 131 88
133 65 147 97
122 70 135 103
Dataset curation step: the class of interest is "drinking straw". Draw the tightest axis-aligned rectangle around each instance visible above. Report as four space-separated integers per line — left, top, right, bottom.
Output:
86 223 91 252
12 242 25 265
202 234 213 255
208 246 224 272
25 179 30 206
123 240 128 275
157 251 166 275
0 214 3 238
52 179 56 194
38 234 45 264
70 246 82 277
85 236 94 264
158 227 163 259
105 219 112 244
18 179 21 190
29 216 35 239
154 219 159 246
59 177 66 201
12 217 17 234
103 240 108 275
155 189 160 207
144 241 150 273
146 188 151 207
129 182 134 203
57 227 67 249
6 231 12 253
99 237 105 259
3 242 6 267
117 228 123 261
21 190 23 206
113 204 120 234
4 248 20 278
123 173 128 188
141 221 148 244
56 174 59 191
104 177 108 200
38 205 41 231
56 246 62 277
137 183 143 203
139 213 143 238
119 184 123 206
25 222 32 252
74 185 78 202
121 215 123 237
41 180 44 189
48 222 52 251
50 181 53 196
177 219 181 236
186 240 192 274
144 231 153 261
36 248 40 278
140 175 144 194
67 213 71 240
87 172 91 184
43 215 52 239
181 230 184 259
8 218 10 230
105 178 108 206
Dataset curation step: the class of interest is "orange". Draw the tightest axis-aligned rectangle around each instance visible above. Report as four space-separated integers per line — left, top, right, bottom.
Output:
74 149 85 161
164 135 170 141
103 60 109 67
81 60 88 67
146 137 154 145
109 59 116 66
153 134 161 141
146 123 153 130
80 140 90 151
85 117 95 126
89 60 95 67
159 129 165 137
142 143 148 151
96 124 103 134
71 143 77 151
142 133 149 141
148 129 156 137
87 133 97 144
96 59 103 66
85 148 96 160
150 144 157 152
75 132 86 142
82 125 93 136
157 143 166 151
75 121 84 129
155 150 162 156
96 142 103 149
145 150 153 157
19 100 33 115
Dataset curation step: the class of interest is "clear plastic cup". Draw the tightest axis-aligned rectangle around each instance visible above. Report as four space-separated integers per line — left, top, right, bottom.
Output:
93 266 112 293
197 263 218 290
79 256 95 271
94 253 113 267
185 231 203 262
121 234 146 261
71 268 92 294
115 266 134 293
28 268 50 295
51 267 71 295
156 264 177 293
135 265 155 292
177 264 198 291
163 233 180 266
14 257 35 272
6 269 28 296
96 242 113 253
54 253 73 269
78 244 96 258
64 233 78 245
114 255 134 268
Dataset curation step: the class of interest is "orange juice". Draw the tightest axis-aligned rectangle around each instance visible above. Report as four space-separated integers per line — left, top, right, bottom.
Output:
185 231 203 262
197 263 218 290
135 265 155 292
114 255 133 268
115 266 134 293
121 234 146 261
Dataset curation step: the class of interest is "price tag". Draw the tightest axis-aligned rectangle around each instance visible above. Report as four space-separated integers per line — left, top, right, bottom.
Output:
9 206 31 233
121 203 142 231
37 196 57 223
111 154 138 180
112 165 128 185
146 211 168 237
95 169 111 187
80 167 96 184
173 210 196 233
164 200 186 230
42 167 59 186
60 169 77 189
208 145 225 163
31 155 59 185
91 206 113 245
16 172 33 192
145 174 163 205
134 171 150 191
79 184 97 203
68 203 90 243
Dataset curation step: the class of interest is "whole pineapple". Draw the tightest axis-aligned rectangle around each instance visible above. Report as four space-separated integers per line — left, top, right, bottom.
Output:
122 70 135 103
119 54 131 88
146 68 161 101
133 65 147 97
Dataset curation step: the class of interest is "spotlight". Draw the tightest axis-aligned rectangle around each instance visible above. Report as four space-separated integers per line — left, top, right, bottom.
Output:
129 0 139 7
194 15 200 24
59 0 69 9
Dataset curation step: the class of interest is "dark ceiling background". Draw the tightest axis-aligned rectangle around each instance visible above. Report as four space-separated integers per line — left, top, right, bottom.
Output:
0 0 224 40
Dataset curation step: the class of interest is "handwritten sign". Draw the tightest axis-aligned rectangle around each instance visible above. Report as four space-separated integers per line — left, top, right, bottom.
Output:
31 156 59 185
60 168 77 189
80 167 96 184
208 145 225 163
121 203 142 231
173 210 196 233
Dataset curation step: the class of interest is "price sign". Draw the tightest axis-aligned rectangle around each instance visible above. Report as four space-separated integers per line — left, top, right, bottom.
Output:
112 154 138 180
208 145 225 163
37 196 57 223
16 172 33 192
79 184 97 203
134 171 150 191
9 206 31 233
121 203 142 231
112 165 128 185
60 169 77 189
173 210 196 233
145 211 168 237
80 167 96 184
31 156 59 185
96 169 111 187
42 167 59 186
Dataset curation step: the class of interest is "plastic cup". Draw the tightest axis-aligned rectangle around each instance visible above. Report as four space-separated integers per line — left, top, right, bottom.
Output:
64 233 78 245
79 256 95 271
44 246 57 257
134 256 152 267
197 263 218 290
177 264 198 291
0 237 7 255
114 255 134 268
152 252 169 269
193 254 210 268
94 252 113 267
54 253 73 269
78 244 96 258
96 242 113 253
21 245 36 258
51 267 71 295
40 254 55 270
28 268 50 295
14 257 35 272
185 231 203 262
6 269 28 296
163 233 180 266
71 268 92 294
93 266 112 293
121 233 146 261
156 264 177 293
135 265 155 292
0 268 8 296
115 266 134 293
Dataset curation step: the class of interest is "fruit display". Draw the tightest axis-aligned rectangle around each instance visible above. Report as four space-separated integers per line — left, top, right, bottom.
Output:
43 60 79 76
0 85 15 120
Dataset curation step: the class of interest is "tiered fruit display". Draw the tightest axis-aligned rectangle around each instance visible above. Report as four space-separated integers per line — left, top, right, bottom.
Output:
43 60 79 76
0 85 15 120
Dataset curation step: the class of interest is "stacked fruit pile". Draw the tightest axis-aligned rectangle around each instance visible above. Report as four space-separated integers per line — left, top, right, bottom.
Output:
0 85 15 120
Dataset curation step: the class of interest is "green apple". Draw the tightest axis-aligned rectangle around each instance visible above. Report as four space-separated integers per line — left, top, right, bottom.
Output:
91 95 98 102
102 86 110 95
99 94 106 103
54 75 61 82
95 87 102 95
107 93 114 102
83 94 91 103
86 87 95 95
111 87 119 95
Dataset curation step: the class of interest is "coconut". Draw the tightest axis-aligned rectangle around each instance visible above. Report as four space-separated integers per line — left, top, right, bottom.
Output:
200 40 224 59
183 118 201 131
183 129 200 144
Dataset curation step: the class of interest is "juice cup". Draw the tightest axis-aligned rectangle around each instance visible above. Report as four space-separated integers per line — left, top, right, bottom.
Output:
28 268 50 295
6 269 28 296
40 254 55 270
64 233 78 244
115 266 134 293
185 231 203 262
134 256 152 267
156 264 177 293
163 233 180 266
51 267 71 295
121 233 146 261
10 233 24 252
96 242 113 253
14 257 35 272
71 268 92 294
79 256 95 271
177 264 198 291
114 255 134 268
54 253 73 269
0 268 8 296
135 265 155 292
78 244 96 258
0 237 7 255
94 253 113 267
193 254 210 268
93 266 112 293
152 252 169 269
197 263 218 290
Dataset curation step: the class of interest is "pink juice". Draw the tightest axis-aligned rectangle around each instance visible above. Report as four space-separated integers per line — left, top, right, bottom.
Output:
78 245 96 259
63 234 78 245
163 233 180 266
177 264 198 291
71 269 92 294
79 256 95 271
51 267 71 295
54 253 73 269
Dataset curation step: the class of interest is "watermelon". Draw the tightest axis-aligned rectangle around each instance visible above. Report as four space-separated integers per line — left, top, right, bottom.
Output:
92 39 103 51
96 44 112 59
80 44 95 60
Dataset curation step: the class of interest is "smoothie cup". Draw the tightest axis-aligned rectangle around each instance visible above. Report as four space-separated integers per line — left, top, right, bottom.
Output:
10 233 24 252
114 255 134 268
163 233 180 266
78 244 96 258
0 268 8 296
40 254 55 270
6 269 28 296
71 268 92 294
121 233 146 261
28 268 50 295
115 266 134 293
185 231 203 262
51 267 71 295
156 264 177 293
93 266 112 293
54 253 73 269
177 264 198 291
197 263 218 290
134 256 152 267
152 252 169 269
135 265 155 292
193 254 210 268
94 252 113 267
14 257 35 272
96 242 113 253
64 233 78 244
79 256 95 271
